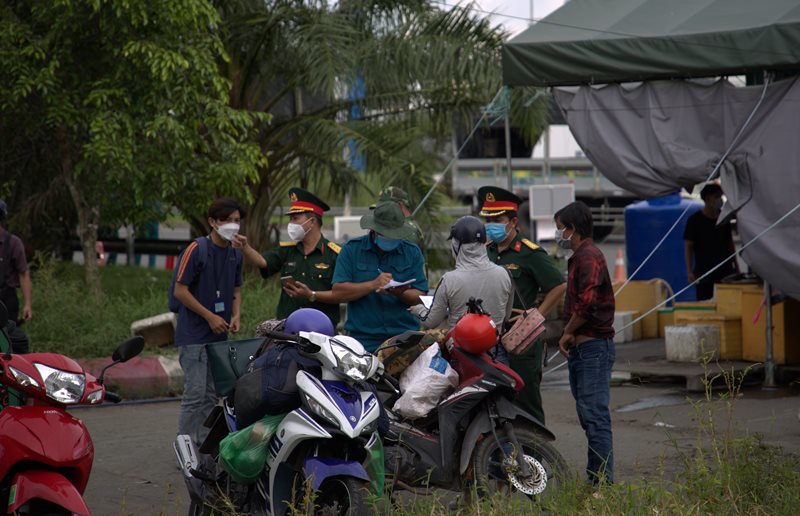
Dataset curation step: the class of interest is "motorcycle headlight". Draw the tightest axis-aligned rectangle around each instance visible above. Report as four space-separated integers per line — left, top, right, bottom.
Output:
8 366 39 389
34 364 85 404
331 342 373 381
302 392 338 427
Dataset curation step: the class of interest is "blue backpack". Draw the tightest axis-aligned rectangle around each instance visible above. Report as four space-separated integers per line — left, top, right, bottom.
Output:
167 237 209 313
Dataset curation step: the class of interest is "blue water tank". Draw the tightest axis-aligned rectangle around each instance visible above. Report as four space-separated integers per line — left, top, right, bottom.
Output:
624 193 703 302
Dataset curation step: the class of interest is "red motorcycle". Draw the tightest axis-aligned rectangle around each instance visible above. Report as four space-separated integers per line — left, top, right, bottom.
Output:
0 303 144 515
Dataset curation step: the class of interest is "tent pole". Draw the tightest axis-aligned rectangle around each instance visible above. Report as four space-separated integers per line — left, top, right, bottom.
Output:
504 109 513 192
764 282 776 387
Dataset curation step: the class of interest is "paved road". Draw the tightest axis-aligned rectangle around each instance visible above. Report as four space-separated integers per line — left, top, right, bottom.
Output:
74 367 800 515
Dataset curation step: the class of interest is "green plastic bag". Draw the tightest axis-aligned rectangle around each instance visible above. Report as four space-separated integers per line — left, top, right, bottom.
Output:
219 413 286 484
363 432 385 496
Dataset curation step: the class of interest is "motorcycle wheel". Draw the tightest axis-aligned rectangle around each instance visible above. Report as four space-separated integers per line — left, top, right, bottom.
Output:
472 423 568 500
315 477 372 516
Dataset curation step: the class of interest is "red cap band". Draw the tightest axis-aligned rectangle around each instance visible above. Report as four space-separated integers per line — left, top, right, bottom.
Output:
289 201 324 216
481 201 518 212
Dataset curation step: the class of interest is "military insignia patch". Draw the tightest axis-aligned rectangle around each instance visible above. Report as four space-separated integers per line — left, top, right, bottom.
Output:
514 241 522 252
314 262 330 269
327 242 341 254
505 263 519 270
290 192 298 202
486 192 495 202
521 238 540 250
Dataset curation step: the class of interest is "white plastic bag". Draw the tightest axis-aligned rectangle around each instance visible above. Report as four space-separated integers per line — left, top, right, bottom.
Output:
393 343 459 419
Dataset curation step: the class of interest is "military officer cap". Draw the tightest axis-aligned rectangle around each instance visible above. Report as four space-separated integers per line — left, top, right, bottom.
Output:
478 186 522 217
369 186 410 210
285 187 330 216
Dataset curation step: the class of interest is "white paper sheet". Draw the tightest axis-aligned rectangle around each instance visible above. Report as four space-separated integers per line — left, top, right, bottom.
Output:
384 278 416 289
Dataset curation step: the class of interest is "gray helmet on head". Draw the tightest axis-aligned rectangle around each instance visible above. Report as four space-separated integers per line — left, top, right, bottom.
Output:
448 216 486 244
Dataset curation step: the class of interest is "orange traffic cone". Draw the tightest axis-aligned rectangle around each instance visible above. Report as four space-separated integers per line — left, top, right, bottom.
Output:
613 249 627 283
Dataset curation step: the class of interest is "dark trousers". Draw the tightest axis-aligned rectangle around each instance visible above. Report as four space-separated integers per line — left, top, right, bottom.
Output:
1 288 19 324
568 338 615 484
509 340 545 424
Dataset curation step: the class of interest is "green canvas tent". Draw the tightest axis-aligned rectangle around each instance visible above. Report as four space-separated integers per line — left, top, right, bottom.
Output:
503 0 800 87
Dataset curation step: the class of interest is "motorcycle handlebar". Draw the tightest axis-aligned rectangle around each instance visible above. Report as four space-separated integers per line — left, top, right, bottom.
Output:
264 330 299 342
264 331 321 354
381 372 401 393
105 391 122 404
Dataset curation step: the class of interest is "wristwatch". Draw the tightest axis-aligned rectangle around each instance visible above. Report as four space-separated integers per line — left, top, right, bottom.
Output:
309 291 317 303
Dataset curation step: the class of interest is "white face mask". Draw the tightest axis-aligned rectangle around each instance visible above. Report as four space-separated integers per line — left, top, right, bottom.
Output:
555 227 573 250
287 218 312 241
216 222 239 242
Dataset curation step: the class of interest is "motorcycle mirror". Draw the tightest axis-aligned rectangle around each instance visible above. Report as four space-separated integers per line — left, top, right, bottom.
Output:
112 336 145 363
0 301 7 329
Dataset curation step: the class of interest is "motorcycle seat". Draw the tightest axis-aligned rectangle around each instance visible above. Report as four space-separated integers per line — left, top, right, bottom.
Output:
477 353 525 391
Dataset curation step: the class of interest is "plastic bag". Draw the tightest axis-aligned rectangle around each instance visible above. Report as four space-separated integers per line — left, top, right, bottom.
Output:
218 413 286 484
363 432 385 497
393 343 459 419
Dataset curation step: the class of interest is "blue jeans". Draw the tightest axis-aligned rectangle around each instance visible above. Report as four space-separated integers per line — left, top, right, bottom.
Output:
178 344 219 447
568 338 615 484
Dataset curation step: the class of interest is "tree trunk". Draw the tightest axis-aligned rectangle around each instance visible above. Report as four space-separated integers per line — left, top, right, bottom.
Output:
58 127 102 298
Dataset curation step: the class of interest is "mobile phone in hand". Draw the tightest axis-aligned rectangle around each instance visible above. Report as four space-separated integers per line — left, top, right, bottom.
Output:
280 276 297 288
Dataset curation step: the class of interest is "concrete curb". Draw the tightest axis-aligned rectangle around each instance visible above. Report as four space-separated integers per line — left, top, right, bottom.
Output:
78 355 183 400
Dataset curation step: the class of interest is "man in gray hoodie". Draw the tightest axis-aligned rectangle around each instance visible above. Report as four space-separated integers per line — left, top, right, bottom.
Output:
411 216 513 361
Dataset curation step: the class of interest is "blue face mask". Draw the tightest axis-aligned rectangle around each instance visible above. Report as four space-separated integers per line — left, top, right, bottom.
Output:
375 235 402 252
484 223 508 243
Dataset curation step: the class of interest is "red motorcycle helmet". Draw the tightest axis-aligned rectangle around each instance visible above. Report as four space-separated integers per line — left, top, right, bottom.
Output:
453 312 498 354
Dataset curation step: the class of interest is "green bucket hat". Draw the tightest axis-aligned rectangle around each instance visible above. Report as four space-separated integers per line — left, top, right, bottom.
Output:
360 201 416 241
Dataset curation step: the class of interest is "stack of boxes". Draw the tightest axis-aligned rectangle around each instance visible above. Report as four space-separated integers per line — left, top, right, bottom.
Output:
660 282 800 364
612 279 799 366
613 280 670 343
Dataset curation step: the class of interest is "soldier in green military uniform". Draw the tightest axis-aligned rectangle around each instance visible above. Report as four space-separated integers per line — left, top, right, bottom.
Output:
370 186 423 245
237 188 341 326
479 186 567 424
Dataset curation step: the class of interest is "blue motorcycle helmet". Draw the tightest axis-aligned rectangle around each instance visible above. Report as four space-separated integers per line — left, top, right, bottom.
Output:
284 308 335 336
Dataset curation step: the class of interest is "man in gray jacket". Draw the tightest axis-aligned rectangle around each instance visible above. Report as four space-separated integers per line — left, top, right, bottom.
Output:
411 216 512 361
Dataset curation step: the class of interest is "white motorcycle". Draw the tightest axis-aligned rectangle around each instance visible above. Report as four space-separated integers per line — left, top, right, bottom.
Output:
175 330 387 515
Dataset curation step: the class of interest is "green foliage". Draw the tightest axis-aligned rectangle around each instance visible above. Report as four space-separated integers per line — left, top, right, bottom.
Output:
210 0 549 249
0 0 266 271
25 260 279 358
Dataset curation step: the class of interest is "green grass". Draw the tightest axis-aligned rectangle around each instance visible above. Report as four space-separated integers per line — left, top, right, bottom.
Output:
26 259 281 358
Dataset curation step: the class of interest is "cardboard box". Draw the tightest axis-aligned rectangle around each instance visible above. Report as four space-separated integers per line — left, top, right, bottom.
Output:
614 311 642 343
658 308 675 338
674 301 716 312
674 312 742 360
613 280 670 339
715 283 763 316
741 292 800 364
665 325 720 362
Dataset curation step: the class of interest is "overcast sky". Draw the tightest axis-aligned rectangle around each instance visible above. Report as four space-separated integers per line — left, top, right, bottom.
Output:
466 0 567 37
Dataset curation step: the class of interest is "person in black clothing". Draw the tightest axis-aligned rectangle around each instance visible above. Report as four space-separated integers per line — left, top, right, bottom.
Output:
0 201 32 326
683 184 738 300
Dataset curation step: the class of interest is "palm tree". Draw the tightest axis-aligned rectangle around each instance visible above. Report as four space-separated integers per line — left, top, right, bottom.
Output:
204 0 548 249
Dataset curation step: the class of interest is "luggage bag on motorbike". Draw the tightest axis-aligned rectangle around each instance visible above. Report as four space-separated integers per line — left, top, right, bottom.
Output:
376 329 447 378
393 343 459 419
234 343 321 428
206 338 265 397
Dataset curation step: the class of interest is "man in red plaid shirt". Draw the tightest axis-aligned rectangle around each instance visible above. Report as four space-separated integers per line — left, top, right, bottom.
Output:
555 201 615 485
